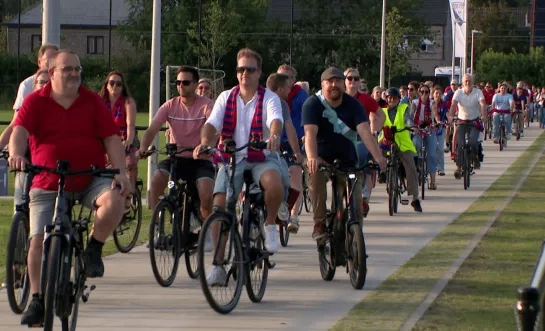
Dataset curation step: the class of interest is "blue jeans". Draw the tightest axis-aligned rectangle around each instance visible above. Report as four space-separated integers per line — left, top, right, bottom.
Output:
493 112 512 140
412 133 437 174
539 105 545 127
435 131 445 172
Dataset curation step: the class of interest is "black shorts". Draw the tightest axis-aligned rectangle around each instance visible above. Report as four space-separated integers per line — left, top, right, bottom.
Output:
157 157 215 182
280 141 303 167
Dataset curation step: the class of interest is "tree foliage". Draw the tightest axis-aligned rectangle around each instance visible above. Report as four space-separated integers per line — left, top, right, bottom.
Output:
476 47 545 85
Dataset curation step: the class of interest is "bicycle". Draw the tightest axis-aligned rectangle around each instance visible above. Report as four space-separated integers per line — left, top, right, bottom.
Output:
197 140 276 314
384 126 413 216
486 106 493 141
414 127 432 200
496 111 508 151
316 159 378 290
513 109 523 141
4 151 31 315
19 161 119 331
456 119 476 190
143 144 205 286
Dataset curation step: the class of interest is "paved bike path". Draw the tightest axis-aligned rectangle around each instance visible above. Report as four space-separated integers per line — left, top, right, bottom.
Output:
0 128 541 331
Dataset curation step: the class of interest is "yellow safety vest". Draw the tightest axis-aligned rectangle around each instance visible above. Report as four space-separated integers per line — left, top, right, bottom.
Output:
378 103 416 153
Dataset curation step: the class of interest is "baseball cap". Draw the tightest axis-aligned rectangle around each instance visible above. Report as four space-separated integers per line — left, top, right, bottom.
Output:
450 79 458 85
321 67 345 81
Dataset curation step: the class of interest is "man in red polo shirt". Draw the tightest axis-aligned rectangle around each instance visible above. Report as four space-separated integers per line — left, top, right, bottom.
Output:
9 50 129 326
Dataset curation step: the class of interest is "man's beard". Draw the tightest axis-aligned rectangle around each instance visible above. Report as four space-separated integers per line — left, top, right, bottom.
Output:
326 88 342 101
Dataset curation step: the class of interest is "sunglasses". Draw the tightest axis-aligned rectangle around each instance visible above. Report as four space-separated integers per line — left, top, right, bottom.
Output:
198 85 210 90
419 90 430 94
108 80 123 87
409 88 415 91
346 76 360 82
236 66 258 74
176 80 193 86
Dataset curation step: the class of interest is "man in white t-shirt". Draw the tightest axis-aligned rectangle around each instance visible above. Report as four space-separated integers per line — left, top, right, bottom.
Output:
12 43 59 111
448 74 487 178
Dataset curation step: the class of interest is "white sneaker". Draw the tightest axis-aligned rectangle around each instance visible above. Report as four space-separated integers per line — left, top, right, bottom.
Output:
264 224 280 253
204 230 213 252
287 215 300 234
206 265 227 286
277 202 290 221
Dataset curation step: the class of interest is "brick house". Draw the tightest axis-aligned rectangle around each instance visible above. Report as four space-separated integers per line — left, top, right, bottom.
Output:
5 0 134 58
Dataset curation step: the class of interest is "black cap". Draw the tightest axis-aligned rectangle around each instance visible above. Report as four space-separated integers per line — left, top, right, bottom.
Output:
321 67 345 81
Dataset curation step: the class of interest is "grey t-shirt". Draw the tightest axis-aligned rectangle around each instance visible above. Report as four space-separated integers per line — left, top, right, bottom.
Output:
281 100 292 132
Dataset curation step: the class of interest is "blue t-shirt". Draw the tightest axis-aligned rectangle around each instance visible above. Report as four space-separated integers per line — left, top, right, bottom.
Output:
492 93 513 110
512 92 527 109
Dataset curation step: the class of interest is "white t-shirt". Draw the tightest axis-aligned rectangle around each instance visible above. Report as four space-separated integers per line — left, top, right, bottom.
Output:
453 88 484 120
492 93 513 110
206 87 283 162
12 75 35 111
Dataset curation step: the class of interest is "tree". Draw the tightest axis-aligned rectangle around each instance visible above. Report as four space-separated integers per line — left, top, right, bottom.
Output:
385 7 411 86
186 0 243 71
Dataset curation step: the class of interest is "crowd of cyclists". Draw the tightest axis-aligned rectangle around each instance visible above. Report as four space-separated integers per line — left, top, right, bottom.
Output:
2 43 541 325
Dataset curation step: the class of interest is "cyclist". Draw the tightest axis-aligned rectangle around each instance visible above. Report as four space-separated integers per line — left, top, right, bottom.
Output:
194 48 288 284
410 84 440 190
448 74 487 177
8 50 129 325
266 72 305 233
137 66 215 225
512 82 527 137
378 88 423 212
302 67 387 240
491 82 514 145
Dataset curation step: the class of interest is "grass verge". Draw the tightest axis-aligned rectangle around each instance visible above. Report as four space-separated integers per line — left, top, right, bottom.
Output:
329 131 545 331
412 156 545 330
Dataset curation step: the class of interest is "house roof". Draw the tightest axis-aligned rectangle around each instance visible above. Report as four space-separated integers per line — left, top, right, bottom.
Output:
6 0 130 27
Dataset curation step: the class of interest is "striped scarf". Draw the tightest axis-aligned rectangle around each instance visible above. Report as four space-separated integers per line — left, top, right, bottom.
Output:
414 97 432 126
216 86 266 163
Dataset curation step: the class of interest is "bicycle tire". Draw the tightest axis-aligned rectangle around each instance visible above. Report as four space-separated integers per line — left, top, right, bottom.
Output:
303 189 312 213
500 124 505 151
44 236 62 331
113 187 143 253
388 166 397 216
149 200 180 287
347 224 367 290
5 211 30 314
318 236 336 281
197 212 244 314
184 208 199 280
421 156 427 201
279 221 289 247
244 220 269 303
463 150 469 190
61 251 84 331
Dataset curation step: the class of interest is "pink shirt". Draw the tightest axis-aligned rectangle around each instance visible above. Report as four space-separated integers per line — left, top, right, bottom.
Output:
154 96 214 156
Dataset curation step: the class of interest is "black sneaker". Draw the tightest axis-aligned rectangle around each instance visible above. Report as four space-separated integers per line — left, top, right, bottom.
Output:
21 297 44 326
411 199 423 212
84 244 105 278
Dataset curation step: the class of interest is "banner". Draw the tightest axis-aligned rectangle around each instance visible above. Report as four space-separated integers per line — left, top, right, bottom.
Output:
449 0 467 59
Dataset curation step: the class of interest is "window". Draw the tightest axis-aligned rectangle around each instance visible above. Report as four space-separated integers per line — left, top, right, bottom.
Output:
420 39 435 53
31 34 42 52
87 36 104 55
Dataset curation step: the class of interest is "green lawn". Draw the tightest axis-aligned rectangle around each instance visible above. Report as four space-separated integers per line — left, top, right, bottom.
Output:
0 110 166 282
330 131 545 331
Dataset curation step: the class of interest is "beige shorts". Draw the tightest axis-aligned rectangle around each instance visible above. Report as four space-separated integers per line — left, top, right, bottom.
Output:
28 176 114 238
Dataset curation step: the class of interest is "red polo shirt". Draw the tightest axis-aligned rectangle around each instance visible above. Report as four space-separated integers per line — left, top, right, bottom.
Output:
354 92 380 115
14 82 119 192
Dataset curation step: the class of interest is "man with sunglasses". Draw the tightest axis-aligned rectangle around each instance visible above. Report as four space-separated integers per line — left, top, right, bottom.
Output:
137 66 215 227
194 48 287 285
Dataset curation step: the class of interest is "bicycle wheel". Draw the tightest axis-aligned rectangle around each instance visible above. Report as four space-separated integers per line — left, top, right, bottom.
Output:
5 211 30 314
318 236 336 281
421 157 427 200
499 124 505 151
279 220 289 247
198 212 244 314
347 224 367 290
387 166 398 216
61 252 84 331
184 209 200 280
463 150 470 190
44 236 62 331
303 188 312 213
244 218 269 303
113 187 143 253
149 200 180 287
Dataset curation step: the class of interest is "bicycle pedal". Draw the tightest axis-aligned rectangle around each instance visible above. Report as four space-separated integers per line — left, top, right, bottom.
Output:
82 284 96 303
400 199 409 205
265 259 276 269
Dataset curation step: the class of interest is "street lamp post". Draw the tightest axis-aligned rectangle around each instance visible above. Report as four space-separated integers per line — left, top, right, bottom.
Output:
379 0 386 88
470 29 482 75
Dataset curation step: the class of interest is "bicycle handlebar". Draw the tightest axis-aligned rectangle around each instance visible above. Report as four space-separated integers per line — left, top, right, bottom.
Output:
200 140 268 162
319 160 379 174
16 162 120 177
139 144 197 159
